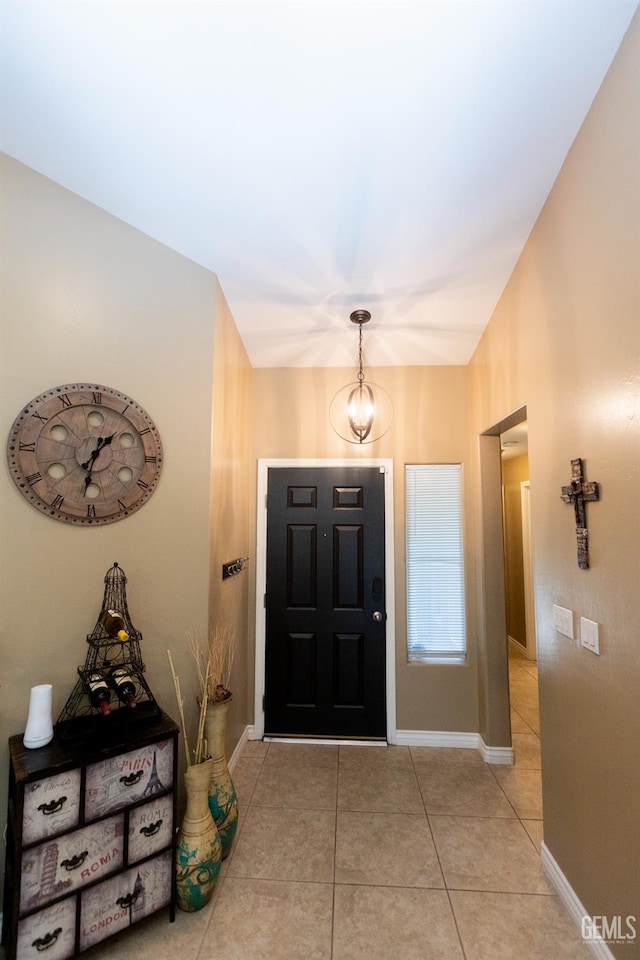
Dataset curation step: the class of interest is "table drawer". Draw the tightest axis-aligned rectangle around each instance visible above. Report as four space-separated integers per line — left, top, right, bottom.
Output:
16 896 76 960
22 769 81 846
84 738 174 819
79 851 172 951
21 814 124 913
128 795 173 863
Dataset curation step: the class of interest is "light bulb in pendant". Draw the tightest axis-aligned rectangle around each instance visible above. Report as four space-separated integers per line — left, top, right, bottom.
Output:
347 382 375 442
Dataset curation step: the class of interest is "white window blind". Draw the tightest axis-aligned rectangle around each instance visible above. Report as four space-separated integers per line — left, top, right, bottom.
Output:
405 464 466 661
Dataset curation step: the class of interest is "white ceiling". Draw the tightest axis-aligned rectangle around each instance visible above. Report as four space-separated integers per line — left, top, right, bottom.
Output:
1 1 636 368
501 422 528 461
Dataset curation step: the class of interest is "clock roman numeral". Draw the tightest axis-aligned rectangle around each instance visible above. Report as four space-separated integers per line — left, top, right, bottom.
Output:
26 471 43 485
31 411 48 424
144 456 157 463
86 504 97 518
121 403 130 415
58 394 72 408
118 499 127 511
136 479 149 490
139 427 151 436
19 441 36 452
51 494 65 509
92 391 102 404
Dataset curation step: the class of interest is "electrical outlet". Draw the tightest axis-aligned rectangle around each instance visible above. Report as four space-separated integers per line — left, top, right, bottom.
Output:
580 617 600 655
552 604 574 639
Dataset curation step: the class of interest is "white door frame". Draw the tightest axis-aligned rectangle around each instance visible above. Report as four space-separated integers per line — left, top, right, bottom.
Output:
253 458 396 743
520 480 537 660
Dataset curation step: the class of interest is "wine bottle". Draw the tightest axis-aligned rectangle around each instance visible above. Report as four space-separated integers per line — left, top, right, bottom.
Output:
87 672 112 715
111 667 138 708
100 609 129 641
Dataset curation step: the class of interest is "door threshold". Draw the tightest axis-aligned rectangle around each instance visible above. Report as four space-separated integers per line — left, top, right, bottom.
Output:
264 736 387 746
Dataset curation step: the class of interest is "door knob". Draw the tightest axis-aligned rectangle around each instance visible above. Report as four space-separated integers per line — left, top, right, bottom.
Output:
372 611 384 622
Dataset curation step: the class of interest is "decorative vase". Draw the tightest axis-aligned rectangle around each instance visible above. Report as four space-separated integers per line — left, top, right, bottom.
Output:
175 758 222 912
23 684 54 749
204 697 238 859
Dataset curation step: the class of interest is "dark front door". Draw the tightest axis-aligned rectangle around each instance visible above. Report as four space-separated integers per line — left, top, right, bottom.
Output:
264 466 386 739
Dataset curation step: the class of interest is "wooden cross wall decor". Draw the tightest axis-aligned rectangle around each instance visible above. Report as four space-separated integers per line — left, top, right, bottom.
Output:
561 458 600 569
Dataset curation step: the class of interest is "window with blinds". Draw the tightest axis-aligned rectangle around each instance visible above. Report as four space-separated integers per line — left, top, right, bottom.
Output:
405 464 466 662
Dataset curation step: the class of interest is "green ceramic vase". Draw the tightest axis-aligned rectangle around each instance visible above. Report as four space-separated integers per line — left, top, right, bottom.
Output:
175 758 221 911
204 697 239 859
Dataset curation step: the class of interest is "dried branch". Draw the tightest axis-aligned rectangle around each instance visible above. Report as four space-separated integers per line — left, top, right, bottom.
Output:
193 662 210 765
206 621 235 702
168 623 236 765
167 648 191 767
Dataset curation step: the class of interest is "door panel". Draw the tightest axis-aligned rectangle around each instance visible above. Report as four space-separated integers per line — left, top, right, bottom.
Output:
285 633 316 705
265 466 386 739
287 525 317 607
333 525 363 608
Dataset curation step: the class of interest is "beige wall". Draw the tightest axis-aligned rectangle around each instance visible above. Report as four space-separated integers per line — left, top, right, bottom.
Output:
251 364 479 734
502 454 529 649
0 156 251 902
467 11 639 944
209 281 253 754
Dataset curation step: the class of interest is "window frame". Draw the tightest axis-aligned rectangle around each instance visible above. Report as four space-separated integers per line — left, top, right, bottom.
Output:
405 462 467 664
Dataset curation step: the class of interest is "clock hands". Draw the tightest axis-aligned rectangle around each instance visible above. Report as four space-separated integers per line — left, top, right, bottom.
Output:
81 434 115 470
82 434 115 493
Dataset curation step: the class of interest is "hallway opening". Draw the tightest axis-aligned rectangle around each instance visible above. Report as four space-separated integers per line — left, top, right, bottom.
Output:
500 418 543 834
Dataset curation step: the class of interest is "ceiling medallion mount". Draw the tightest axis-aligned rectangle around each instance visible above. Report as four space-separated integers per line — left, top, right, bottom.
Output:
329 310 393 445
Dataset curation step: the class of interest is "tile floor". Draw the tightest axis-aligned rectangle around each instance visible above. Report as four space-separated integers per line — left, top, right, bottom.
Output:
73 650 593 958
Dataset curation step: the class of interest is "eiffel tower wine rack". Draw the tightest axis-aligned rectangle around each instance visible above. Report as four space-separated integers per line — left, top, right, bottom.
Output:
56 561 160 740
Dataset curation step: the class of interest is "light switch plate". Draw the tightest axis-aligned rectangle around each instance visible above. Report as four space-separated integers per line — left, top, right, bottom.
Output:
552 604 574 639
580 617 600 655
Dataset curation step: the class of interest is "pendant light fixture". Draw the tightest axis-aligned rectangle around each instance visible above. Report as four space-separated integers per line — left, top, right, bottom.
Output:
329 310 393 444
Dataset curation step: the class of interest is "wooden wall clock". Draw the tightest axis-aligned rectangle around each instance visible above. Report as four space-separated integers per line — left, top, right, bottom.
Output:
7 383 163 525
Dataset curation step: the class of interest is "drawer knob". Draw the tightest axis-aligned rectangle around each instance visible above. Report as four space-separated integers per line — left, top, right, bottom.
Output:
37 796 68 816
119 771 144 787
116 888 141 910
60 850 89 871
32 927 62 951
139 819 163 837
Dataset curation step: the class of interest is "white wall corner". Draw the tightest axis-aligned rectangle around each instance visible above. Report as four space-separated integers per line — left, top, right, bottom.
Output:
541 842 617 960
479 737 515 765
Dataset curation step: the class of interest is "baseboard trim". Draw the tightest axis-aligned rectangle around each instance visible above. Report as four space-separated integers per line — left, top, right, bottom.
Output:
395 730 514 764
541 842 616 960
509 634 537 662
508 634 527 654
245 726 515 765
228 725 249 773
479 737 515 765
395 729 479 749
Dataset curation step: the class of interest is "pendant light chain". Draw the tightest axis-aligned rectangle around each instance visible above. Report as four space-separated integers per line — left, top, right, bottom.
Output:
357 322 365 383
